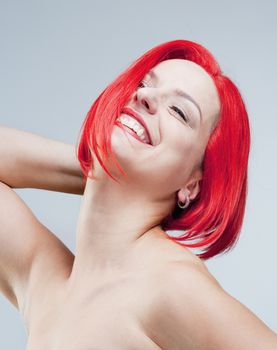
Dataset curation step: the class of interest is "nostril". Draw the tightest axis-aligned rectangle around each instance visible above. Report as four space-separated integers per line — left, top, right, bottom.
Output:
142 99 149 109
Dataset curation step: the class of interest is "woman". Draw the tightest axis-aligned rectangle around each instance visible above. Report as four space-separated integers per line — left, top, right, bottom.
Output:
0 39 276 349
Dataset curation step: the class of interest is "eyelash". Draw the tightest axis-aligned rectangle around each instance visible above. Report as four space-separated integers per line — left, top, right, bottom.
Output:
137 81 189 123
169 106 188 123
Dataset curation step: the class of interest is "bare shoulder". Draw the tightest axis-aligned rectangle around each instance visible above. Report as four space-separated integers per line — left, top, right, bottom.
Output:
147 253 277 350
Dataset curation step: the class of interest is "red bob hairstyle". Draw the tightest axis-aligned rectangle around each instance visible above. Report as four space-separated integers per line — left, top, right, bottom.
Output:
77 39 250 260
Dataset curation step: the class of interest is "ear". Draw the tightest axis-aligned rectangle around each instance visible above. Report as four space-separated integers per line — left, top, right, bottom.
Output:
177 169 202 203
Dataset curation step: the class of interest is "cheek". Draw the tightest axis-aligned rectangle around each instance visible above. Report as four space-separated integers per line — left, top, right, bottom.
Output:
170 131 198 159
110 126 129 159
166 134 203 174
158 140 195 176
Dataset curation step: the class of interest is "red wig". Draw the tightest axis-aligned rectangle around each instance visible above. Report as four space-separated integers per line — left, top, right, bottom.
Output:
77 39 250 260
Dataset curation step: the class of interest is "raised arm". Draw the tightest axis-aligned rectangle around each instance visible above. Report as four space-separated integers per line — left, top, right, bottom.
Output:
0 125 85 194
0 125 80 313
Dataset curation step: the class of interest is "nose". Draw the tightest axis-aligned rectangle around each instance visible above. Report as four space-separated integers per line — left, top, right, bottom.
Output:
134 87 158 114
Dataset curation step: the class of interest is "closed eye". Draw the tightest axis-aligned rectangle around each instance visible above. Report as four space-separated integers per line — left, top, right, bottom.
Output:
170 106 188 123
138 81 147 88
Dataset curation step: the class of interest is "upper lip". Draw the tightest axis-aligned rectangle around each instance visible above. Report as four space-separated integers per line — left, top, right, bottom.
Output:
121 107 153 145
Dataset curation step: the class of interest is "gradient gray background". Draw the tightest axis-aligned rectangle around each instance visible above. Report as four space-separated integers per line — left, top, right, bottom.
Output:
0 0 276 348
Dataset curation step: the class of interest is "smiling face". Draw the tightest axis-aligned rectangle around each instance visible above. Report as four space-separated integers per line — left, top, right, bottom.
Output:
111 59 221 203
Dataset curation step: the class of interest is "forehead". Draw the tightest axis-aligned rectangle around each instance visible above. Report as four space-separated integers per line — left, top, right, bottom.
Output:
150 59 220 125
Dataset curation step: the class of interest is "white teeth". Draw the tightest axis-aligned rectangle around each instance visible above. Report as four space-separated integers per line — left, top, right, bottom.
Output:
132 124 140 132
116 115 150 144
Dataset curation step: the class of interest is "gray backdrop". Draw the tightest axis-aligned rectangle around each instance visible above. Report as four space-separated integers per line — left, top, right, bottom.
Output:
0 0 276 348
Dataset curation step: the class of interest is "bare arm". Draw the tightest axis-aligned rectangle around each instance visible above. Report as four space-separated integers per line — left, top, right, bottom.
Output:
0 125 81 310
0 182 74 312
0 125 85 194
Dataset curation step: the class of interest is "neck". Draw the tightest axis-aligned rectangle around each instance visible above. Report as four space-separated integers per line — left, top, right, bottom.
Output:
69 165 175 282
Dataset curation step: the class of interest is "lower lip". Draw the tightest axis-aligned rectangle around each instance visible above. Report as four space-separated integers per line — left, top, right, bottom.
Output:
116 122 151 145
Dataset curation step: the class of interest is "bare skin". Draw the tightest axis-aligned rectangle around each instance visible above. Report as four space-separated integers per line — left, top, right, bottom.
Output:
23 220 212 350
1 59 277 349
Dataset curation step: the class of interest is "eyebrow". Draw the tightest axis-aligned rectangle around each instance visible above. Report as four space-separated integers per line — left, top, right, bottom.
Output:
146 70 203 122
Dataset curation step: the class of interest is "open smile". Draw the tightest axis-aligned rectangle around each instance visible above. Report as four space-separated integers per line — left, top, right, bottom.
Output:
115 122 153 147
